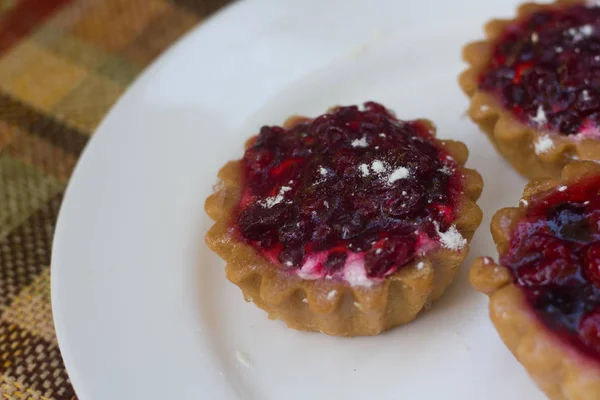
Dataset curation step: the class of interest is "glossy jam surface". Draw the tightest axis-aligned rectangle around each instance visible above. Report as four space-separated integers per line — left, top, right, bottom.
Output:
480 4 600 136
501 176 600 360
236 103 464 285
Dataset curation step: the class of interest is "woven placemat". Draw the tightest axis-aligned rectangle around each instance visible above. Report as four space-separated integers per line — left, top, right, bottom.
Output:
0 1 231 398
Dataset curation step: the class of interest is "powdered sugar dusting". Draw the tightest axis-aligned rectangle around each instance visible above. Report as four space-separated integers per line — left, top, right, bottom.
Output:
351 137 368 148
439 165 454 175
531 105 547 126
388 167 409 183
359 163 370 177
371 160 386 174
568 24 594 41
260 195 284 208
327 290 337 300
534 134 554 154
260 186 291 208
434 222 466 251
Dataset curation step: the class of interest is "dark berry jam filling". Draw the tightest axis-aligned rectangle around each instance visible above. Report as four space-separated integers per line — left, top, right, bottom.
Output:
501 175 600 360
235 102 464 285
479 3 600 136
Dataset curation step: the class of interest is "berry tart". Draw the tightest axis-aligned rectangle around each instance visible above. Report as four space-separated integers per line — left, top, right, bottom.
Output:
206 102 483 337
471 161 600 400
461 0 600 179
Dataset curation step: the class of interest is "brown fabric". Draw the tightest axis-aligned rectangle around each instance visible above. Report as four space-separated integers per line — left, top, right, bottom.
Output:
0 0 232 398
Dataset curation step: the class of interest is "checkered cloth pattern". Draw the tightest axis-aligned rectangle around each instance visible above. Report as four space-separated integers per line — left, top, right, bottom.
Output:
0 1 230 398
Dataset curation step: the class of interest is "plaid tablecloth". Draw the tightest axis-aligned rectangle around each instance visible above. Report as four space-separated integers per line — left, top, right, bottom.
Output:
0 1 230 398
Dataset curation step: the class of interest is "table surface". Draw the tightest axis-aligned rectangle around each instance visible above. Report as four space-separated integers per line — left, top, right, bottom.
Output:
0 0 231 398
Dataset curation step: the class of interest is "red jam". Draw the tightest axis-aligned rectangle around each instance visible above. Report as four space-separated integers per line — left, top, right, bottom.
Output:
501 175 600 360
235 102 464 281
479 4 600 135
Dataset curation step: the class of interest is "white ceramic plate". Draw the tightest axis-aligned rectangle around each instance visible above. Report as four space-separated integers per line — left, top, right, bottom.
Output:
51 0 548 399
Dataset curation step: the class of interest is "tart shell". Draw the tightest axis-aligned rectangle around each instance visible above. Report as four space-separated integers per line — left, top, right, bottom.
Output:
470 161 600 400
206 115 483 337
459 0 600 180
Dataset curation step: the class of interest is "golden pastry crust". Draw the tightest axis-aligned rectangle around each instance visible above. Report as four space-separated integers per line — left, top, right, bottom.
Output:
459 0 600 180
470 161 600 400
205 116 483 337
